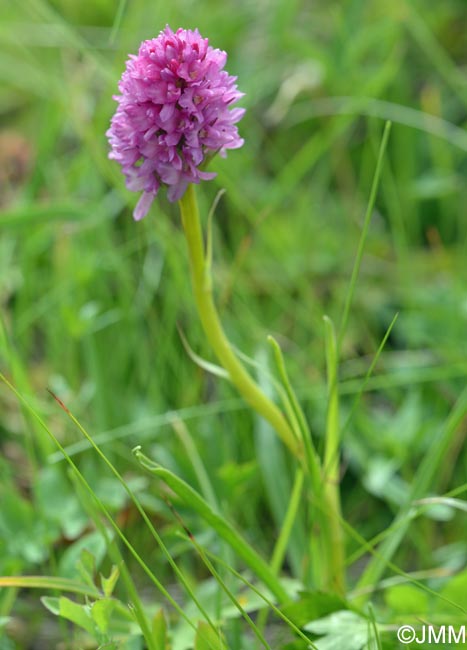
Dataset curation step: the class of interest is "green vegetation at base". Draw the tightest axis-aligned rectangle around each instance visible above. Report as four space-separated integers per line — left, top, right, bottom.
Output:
1 1 467 648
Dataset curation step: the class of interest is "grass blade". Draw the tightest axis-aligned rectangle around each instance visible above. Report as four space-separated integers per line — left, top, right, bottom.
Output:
0 372 198 648
337 120 392 351
46 390 221 638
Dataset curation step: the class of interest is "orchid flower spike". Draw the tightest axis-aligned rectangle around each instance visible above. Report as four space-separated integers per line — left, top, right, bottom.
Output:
107 26 245 220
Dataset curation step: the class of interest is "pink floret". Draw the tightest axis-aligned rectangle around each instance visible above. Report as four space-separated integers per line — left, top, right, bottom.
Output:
106 26 245 220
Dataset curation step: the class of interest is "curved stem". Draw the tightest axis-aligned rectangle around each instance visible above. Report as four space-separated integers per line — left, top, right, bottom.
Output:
179 184 301 459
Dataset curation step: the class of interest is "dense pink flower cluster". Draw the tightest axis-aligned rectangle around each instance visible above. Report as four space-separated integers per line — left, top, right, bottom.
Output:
107 26 245 220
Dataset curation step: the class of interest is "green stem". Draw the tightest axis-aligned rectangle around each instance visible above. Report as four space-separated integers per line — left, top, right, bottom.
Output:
322 316 346 595
257 468 305 636
179 184 300 459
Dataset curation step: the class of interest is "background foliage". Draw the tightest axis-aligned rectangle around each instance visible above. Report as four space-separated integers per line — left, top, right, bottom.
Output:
1 0 467 648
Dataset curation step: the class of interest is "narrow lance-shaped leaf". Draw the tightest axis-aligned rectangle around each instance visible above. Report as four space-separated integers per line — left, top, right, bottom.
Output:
133 447 289 604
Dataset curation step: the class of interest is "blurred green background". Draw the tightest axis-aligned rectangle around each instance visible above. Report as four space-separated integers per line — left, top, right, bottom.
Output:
1 0 467 646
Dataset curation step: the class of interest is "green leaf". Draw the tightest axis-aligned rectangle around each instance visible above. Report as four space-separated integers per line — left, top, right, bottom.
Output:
409 172 460 199
204 189 226 281
152 609 168 649
281 590 348 628
60 596 95 635
101 565 119 598
177 325 229 379
415 497 467 515
323 315 339 475
133 448 289 604
438 569 467 615
255 411 306 579
0 489 48 564
384 584 429 615
78 548 97 588
42 595 95 635
357 384 467 602
59 530 109 579
217 460 257 490
94 476 132 510
41 596 60 616
304 611 370 650
117 636 145 650
35 465 88 540
91 598 116 633
254 347 308 579
194 621 227 650
267 336 321 490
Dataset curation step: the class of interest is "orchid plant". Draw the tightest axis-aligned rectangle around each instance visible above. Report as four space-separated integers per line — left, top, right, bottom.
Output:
107 25 347 599
2 11 466 650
